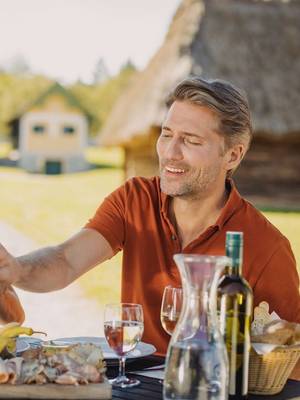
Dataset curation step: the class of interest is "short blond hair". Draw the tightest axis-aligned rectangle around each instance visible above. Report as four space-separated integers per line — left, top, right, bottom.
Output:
166 76 253 152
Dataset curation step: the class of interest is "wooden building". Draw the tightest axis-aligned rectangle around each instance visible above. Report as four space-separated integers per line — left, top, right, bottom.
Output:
99 0 300 208
11 83 89 174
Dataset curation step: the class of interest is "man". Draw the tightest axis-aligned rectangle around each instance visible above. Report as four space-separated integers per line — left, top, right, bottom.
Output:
0 77 299 355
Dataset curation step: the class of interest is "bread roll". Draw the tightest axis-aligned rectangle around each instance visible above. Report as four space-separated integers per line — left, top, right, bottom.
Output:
252 327 295 345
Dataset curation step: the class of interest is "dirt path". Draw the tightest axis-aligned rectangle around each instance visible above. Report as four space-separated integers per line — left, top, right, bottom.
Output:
0 221 104 339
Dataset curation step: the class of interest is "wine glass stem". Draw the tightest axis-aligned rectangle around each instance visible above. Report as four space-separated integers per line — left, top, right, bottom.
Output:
119 356 126 378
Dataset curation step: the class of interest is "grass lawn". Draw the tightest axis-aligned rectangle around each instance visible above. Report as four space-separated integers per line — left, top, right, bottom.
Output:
0 146 299 305
0 146 124 304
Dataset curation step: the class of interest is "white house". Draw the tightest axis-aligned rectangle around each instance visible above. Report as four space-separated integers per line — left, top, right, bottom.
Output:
12 83 89 174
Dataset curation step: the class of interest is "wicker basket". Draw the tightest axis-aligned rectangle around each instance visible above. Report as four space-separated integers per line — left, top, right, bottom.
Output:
248 345 300 395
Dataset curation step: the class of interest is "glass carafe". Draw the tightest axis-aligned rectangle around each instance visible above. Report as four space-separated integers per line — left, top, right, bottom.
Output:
164 254 229 400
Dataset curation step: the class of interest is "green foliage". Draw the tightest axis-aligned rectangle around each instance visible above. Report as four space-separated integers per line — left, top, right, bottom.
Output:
0 141 11 158
70 63 136 136
0 73 52 136
0 62 136 140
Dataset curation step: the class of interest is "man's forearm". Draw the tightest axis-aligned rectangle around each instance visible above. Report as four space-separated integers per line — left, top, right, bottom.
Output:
15 245 74 292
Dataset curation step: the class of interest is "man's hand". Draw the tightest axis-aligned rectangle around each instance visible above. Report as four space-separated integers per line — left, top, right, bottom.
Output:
0 243 21 288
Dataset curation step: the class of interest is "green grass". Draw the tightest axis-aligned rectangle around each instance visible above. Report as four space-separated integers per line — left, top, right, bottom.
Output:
0 146 299 305
0 148 124 304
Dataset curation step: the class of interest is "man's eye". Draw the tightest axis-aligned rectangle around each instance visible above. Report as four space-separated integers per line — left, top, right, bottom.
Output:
185 138 201 145
161 133 172 138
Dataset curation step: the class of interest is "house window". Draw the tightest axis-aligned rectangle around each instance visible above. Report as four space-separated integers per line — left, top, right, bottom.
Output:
63 126 76 135
32 125 45 134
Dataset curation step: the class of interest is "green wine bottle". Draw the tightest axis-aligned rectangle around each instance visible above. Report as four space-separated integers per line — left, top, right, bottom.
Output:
218 231 253 400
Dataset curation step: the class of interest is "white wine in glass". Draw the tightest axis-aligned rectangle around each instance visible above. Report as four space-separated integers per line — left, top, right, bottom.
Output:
160 286 183 335
104 303 144 388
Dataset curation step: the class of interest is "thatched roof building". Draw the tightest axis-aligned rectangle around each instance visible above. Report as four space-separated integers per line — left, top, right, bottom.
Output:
100 0 300 207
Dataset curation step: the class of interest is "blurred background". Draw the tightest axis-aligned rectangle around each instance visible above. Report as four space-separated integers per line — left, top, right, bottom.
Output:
0 0 299 338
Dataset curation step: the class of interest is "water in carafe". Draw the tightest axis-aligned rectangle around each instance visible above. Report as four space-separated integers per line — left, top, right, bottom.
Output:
163 254 229 400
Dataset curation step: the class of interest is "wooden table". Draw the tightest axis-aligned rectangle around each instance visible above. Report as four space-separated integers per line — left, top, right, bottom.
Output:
108 356 300 400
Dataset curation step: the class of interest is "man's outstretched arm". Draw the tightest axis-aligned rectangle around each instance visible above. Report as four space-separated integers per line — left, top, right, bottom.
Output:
0 228 114 293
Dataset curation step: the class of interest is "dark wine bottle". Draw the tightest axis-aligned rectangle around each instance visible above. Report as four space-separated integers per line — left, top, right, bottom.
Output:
218 231 253 400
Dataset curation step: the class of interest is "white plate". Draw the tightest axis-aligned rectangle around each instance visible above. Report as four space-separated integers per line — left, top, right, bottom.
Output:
16 339 30 354
51 337 156 360
18 337 43 349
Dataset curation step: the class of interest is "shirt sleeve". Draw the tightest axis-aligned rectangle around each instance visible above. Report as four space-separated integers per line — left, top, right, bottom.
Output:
84 185 126 255
253 237 300 323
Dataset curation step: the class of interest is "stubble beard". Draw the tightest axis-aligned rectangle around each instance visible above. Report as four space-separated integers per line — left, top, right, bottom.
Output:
159 163 223 200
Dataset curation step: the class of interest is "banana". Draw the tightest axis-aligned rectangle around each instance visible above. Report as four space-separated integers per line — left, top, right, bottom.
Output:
0 326 46 338
0 336 17 359
0 322 21 335
6 338 16 353
0 337 11 353
0 322 45 357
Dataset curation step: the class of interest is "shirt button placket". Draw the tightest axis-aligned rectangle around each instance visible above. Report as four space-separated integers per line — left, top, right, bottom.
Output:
171 234 181 251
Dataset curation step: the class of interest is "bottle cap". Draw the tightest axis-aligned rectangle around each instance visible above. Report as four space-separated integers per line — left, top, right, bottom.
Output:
226 231 243 246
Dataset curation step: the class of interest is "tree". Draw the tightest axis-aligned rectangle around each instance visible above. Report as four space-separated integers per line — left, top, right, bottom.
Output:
70 61 137 136
92 58 110 85
2 54 31 76
0 73 51 137
0 60 137 140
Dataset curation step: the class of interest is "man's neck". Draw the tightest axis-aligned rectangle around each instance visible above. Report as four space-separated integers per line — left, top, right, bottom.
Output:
169 183 229 249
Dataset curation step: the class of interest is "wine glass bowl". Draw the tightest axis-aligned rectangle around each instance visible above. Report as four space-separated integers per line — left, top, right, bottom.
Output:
160 286 183 335
104 303 144 388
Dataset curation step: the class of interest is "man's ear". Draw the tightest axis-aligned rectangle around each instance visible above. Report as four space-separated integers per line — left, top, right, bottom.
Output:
224 144 246 172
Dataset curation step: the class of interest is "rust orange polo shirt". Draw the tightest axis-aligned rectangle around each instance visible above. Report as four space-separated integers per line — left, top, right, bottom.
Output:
85 176 300 355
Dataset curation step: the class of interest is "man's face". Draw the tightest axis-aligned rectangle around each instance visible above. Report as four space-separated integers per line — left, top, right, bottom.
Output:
156 100 229 199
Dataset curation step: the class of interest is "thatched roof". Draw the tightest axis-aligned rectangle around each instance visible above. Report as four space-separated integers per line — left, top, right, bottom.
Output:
100 0 300 146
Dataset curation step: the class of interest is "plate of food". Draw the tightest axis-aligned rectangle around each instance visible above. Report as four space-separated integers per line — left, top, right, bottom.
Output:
0 342 111 397
48 337 156 365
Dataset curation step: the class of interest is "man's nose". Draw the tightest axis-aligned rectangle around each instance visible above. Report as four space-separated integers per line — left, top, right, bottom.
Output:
164 138 184 160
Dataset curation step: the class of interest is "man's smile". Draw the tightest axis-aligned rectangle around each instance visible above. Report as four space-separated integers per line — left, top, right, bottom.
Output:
164 166 186 175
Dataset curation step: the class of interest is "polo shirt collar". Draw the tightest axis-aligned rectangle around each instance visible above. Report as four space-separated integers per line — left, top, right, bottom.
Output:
160 178 243 230
215 179 244 229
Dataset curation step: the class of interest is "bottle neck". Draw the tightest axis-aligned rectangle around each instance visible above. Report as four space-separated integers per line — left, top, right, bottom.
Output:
226 244 243 276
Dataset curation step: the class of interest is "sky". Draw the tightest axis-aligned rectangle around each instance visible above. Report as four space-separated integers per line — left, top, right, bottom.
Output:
0 0 181 84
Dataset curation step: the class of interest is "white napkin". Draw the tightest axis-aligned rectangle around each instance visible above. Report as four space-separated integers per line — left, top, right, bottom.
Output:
132 364 165 380
251 342 279 355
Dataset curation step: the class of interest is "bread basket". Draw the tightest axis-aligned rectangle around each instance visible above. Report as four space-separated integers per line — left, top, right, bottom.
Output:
248 345 300 395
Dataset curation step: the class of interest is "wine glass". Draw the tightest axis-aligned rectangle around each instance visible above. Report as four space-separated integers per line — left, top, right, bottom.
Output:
104 303 144 388
160 286 183 335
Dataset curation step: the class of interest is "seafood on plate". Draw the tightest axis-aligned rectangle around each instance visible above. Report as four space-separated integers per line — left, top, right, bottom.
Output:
0 342 107 385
